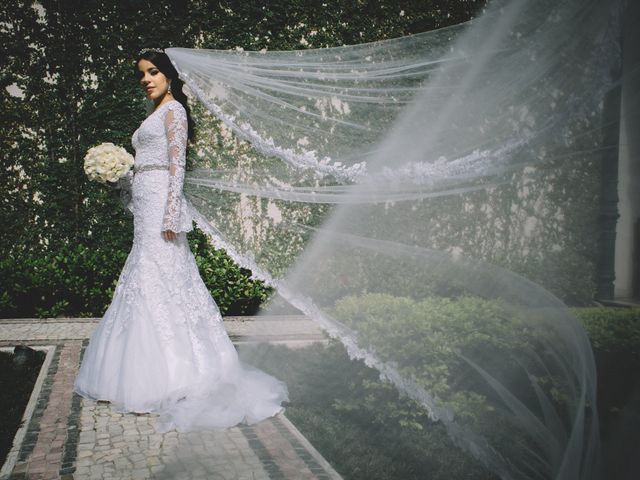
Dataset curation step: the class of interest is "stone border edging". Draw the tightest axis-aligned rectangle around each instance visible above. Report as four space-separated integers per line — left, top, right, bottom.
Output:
0 345 56 479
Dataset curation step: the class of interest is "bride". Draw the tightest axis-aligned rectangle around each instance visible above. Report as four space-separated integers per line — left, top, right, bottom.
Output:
73 48 289 432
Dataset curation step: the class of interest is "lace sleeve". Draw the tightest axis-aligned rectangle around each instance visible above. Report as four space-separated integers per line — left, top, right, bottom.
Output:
162 103 188 232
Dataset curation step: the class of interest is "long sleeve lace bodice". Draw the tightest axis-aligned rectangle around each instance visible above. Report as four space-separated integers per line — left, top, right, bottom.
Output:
122 99 192 233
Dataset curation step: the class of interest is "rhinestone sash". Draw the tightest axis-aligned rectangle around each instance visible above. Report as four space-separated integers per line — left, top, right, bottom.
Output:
133 164 169 174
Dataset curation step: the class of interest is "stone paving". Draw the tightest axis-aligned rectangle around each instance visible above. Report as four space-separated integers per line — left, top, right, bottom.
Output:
0 317 340 480
0 316 326 347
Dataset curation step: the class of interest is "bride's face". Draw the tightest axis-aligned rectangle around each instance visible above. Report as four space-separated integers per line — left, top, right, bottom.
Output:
137 59 171 101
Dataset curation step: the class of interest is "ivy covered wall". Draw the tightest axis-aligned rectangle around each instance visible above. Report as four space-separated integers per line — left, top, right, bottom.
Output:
1 0 486 317
1 0 606 318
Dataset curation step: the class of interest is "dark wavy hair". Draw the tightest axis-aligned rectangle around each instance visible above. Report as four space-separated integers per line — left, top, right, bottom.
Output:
134 50 195 140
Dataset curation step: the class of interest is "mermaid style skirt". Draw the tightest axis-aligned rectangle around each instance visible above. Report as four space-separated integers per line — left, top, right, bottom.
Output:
73 169 288 432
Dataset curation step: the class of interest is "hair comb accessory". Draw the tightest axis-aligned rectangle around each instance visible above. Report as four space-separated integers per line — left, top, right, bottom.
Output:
138 47 165 56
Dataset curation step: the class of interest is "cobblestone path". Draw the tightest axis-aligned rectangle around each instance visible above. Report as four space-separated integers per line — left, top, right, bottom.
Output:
0 317 339 480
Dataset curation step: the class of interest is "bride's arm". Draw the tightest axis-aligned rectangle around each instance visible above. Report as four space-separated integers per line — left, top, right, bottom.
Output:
162 104 188 235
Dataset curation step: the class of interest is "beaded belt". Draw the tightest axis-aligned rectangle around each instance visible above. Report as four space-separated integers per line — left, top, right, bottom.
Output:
133 164 169 174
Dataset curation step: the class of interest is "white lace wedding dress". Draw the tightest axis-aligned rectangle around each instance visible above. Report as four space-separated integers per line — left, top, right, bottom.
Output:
73 99 288 432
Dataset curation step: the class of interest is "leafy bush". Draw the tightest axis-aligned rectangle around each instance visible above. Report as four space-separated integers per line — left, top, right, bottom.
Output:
333 294 538 419
246 303 639 480
573 307 640 359
187 227 273 315
0 225 272 318
330 293 602 474
0 239 130 318
241 341 495 480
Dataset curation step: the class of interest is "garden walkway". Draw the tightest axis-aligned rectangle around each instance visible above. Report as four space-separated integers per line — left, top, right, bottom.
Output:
0 317 340 480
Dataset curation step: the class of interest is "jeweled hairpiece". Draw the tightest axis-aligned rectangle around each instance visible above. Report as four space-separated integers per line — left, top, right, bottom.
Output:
138 47 165 57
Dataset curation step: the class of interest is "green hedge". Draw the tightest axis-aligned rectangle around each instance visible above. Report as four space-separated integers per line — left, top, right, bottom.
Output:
331 295 640 425
0 225 272 318
188 227 273 316
245 302 639 480
242 341 494 480
573 307 640 360
333 294 541 420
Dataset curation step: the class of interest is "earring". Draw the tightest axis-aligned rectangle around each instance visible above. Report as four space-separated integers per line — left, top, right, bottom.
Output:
167 83 172 94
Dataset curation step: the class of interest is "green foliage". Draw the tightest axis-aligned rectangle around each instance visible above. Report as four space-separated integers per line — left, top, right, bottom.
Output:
329 296 640 447
187 228 273 315
0 223 272 318
333 293 538 424
1 239 128 318
241 341 495 480
243 305 640 480
573 307 640 359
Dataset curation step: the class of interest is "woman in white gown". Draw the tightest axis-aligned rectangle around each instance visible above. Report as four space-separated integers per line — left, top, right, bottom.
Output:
73 48 289 433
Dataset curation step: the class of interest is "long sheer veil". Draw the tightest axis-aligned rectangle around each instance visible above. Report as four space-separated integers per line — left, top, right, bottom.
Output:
164 0 626 477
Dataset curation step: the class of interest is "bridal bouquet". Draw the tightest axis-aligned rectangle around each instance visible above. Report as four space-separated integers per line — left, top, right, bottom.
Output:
84 142 134 184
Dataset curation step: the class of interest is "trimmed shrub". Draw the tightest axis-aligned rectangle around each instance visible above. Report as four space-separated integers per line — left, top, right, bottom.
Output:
244 303 640 480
